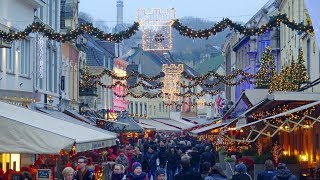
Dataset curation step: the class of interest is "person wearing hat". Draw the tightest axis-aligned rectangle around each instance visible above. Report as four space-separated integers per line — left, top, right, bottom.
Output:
126 162 148 180
272 163 297 180
231 163 252 180
155 168 166 180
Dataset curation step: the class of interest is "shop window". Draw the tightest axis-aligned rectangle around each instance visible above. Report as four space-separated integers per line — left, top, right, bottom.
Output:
0 153 20 172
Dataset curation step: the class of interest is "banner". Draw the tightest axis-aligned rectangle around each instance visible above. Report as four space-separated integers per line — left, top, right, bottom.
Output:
305 0 320 49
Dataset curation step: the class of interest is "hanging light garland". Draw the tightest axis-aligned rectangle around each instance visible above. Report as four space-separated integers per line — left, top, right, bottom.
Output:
0 14 312 43
172 14 313 39
0 22 139 43
95 80 163 89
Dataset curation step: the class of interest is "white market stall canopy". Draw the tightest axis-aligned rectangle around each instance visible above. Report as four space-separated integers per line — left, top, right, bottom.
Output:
0 101 117 154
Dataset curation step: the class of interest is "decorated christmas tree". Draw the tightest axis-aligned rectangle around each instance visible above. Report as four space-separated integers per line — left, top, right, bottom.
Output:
294 49 309 88
255 47 276 88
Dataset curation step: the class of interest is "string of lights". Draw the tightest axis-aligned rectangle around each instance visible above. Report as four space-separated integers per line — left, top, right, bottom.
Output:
163 101 216 107
82 68 255 83
172 14 313 39
113 89 222 98
95 80 163 89
0 14 312 43
0 22 139 43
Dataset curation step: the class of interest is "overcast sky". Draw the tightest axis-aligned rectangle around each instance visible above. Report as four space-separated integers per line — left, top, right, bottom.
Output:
79 0 270 28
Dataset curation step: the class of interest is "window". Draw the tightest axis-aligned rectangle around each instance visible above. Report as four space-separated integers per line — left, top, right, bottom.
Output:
307 39 311 77
0 48 2 71
260 40 270 53
48 47 53 91
140 103 142 116
144 103 147 115
130 102 133 114
20 40 30 76
53 50 58 93
159 103 161 112
6 42 15 73
135 103 138 114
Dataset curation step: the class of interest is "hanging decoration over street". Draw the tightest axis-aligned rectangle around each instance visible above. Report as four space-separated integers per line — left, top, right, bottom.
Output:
162 64 184 102
172 13 313 38
138 8 175 51
0 14 313 43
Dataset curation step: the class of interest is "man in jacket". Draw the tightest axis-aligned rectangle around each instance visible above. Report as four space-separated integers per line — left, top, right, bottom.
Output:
257 160 276 180
174 155 202 180
74 156 95 180
272 163 297 180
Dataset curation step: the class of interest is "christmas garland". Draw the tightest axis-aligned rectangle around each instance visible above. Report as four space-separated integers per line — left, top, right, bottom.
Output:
95 80 163 89
113 89 221 98
0 21 139 43
164 101 216 107
172 14 313 38
0 14 313 43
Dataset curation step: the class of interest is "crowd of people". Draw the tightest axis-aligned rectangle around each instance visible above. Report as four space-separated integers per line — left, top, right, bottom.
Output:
16 134 299 180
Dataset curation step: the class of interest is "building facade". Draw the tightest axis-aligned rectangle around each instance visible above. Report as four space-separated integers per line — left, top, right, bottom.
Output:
275 0 320 92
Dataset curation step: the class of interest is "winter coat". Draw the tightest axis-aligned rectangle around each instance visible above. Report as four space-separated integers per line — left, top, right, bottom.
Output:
272 169 297 180
74 168 95 180
166 151 180 170
231 173 252 180
205 174 228 180
111 173 125 180
257 170 277 180
144 151 158 171
115 155 129 170
126 172 148 180
188 150 201 166
174 167 202 180
200 151 216 166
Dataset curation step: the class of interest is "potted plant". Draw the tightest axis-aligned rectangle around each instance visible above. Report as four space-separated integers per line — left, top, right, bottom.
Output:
224 156 236 178
218 148 227 169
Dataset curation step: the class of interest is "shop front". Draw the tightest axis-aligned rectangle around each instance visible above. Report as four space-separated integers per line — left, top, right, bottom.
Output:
0 101 117 179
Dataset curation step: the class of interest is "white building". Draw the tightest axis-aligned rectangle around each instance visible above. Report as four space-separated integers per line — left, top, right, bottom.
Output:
0 0 45 107
33 0 62 107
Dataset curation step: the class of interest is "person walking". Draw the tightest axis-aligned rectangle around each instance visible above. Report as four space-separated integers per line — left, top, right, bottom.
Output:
231 163 252 180
257 160 276 180
126 162 148 180
115 149 129 173
174 155 202 180
188 147 201 172
74 156 95 180
166 146 180 180
145 145 158 180
62 167 75 180
111 164 125 180
205 165 228 180
155 168 166 180
272 163 297 180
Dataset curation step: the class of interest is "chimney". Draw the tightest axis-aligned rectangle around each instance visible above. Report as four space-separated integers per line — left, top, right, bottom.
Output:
116 0 123 26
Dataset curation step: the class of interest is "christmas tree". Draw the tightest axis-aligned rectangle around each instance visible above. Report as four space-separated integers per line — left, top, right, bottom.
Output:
255 47 276 88
294 49 309 88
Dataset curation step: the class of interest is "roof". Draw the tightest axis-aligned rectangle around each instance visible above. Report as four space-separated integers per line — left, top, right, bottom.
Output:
191 121 228 135
113 114 144 133
138 119 181 131
96 41 115 57
0 102 117 153
83 33 114 67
